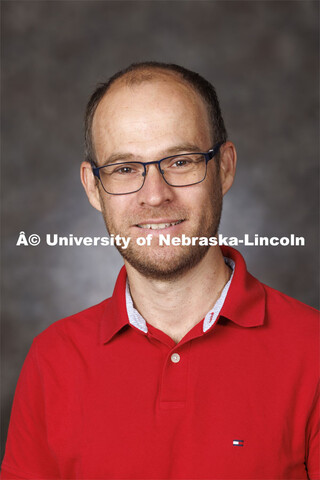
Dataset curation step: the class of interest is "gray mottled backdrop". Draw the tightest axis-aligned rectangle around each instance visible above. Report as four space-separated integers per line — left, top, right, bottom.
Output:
1 0 319 458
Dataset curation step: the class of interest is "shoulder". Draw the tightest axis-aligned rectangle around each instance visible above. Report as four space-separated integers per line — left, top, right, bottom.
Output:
32 298 111 356
263 282 318 318
262 282 319 337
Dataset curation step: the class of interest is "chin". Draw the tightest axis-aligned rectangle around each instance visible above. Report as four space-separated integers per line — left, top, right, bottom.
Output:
119 244 211 281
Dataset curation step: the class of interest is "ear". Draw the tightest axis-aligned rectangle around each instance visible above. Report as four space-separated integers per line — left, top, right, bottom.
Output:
80 161 103 212
219 141 237 196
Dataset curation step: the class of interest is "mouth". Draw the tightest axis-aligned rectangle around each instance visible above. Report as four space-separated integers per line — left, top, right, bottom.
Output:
136 220 185 230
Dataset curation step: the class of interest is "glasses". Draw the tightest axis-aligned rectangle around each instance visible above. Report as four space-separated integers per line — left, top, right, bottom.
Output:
91 142 223 195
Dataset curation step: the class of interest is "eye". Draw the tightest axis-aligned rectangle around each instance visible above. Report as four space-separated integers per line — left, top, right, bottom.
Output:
174 159 190 167
171 156 193 168
114 166 133 174
109 163 140 175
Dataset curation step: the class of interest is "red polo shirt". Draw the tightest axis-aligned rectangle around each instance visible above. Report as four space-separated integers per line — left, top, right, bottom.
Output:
1 247 319 479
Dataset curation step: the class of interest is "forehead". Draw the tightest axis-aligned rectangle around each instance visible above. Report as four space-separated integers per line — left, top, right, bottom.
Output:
92 72 212 159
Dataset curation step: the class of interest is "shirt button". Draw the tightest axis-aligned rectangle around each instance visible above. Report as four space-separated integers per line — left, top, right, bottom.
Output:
171 353 180 363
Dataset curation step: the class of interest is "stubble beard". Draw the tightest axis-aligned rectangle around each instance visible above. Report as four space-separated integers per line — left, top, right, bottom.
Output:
100 183 223 281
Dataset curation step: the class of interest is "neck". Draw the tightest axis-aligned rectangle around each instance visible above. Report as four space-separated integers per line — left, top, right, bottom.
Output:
125 247 231 343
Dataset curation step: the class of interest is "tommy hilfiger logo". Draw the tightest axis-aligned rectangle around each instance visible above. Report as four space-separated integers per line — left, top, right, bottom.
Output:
233 439 244 447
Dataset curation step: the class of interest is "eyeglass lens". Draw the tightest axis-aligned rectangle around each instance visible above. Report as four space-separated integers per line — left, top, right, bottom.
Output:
98 153 207 194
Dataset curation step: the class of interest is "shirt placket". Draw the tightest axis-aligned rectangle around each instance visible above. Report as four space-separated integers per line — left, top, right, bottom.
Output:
158 341 191 408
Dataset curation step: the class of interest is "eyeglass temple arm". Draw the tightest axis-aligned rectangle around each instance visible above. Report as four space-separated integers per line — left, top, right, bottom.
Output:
207 141 224 161
91 163 100 178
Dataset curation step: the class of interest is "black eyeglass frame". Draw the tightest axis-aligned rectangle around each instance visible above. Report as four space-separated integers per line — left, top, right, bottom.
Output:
91 141 224 195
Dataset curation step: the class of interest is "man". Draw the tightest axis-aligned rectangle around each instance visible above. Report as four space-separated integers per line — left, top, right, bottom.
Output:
1 62 319 479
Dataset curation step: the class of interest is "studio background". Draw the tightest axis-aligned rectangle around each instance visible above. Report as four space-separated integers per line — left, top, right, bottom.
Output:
1 0 319 458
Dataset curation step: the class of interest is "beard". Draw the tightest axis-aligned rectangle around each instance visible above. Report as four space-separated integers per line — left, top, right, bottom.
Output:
100 179 223 281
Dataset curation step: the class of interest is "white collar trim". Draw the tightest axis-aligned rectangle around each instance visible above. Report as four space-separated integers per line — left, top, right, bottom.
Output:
125 257 235 335
202 257 235 332
125 282 148 333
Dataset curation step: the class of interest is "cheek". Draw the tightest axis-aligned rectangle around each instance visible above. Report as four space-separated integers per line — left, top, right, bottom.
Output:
205 167 222 195
185 182 215 209
101 197 132 223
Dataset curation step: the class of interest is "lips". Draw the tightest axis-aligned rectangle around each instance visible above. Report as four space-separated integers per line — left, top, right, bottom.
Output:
136 220 184 230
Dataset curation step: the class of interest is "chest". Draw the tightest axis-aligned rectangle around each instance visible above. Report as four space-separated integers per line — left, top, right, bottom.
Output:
44 329 311 479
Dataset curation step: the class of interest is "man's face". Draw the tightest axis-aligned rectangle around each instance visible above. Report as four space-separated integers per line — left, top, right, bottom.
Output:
86 75 227 279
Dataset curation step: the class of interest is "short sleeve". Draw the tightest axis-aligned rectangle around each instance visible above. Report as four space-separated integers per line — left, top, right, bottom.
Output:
305 381 320 480
1 340 60 479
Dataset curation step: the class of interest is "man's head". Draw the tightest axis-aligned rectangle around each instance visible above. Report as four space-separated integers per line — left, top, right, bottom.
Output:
81 62 236 280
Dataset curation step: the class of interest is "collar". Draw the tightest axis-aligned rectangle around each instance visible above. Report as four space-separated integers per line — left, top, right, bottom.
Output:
125 257 235 334
100 246 266 344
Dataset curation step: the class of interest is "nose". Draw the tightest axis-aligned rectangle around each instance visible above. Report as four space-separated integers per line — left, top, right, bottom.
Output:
136 164 174 206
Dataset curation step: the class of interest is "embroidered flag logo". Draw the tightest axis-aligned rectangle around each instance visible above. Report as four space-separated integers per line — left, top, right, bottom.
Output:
233 439 244 447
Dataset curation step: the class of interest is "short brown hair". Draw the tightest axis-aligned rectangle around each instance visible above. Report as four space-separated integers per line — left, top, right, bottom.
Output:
84 61 228 164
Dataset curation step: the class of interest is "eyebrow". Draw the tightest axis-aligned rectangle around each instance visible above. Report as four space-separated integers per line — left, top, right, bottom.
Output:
101 143 204 166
